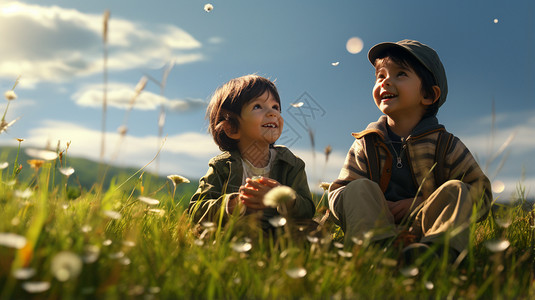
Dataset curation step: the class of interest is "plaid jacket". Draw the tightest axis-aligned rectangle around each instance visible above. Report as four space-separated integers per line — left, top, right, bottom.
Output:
189 145 315 227
329 115 492 220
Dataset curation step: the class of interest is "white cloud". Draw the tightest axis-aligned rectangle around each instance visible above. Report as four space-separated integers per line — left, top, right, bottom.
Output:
73 82 206 112
0 2 202 86
15 120 219 177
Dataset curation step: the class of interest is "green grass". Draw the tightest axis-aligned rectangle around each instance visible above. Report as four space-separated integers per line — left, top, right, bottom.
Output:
0 154 534 299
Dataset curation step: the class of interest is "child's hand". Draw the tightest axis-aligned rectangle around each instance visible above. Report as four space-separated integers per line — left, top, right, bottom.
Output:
239 177 281 211
386 197 423 223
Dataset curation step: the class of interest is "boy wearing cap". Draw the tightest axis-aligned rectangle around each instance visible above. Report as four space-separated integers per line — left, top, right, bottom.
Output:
328 40 491 261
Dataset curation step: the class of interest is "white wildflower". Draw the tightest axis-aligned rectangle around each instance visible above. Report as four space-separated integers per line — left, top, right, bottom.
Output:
51 251 83 282
204 4 213 12
139 196 160 206
263 186 296 208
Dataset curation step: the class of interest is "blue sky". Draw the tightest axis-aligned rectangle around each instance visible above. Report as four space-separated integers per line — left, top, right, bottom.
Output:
0 0 534 199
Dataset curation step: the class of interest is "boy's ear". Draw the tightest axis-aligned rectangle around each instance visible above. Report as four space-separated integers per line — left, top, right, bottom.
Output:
423 85 441 106
222 120 240 140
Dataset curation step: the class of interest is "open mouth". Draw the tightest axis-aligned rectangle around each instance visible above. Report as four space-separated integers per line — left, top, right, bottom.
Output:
381 92 397 100
262 122 278 128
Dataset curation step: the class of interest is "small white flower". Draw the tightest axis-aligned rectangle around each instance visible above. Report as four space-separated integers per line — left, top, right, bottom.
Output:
14 188 33 199
51 251 83 282
13 267 36 280
59 167 75 177
4 90 17 101
22 281 50 293
263 186 296 208
103 210 121 220
485 238 510 252
167 174 190 187
231 241 252 253
286 267 307 278
204 3 214 12
25 148 58 160
139 196 160 206
0 232 27 249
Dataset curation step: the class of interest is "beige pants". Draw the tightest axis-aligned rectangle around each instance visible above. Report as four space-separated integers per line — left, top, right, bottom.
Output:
332 178 473 252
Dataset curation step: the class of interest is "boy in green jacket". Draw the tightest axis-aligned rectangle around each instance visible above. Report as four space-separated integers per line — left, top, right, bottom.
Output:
189 75 315 232
329 40 491 261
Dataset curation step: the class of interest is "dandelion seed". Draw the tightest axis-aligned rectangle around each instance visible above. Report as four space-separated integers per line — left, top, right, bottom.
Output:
231 241 252 253
13 267 36 280
485 238 510 252
493 18 499 24
268 215 287 227
337 250 353 258
425 281 434 290
263 186 296 208
167 174 190 187
83 245 100 263
81 225 92 233
22 281 50 293
14 188 32 199
291 102 304 108
103 239 112 246
103 210 121 220
331 62 340 66
204 3 214 12
139 196 160 206
346 37 364 54
286 267 307 278
0 162 8 169
51 251 83 282
4 90 17 101
25 148 58 161
319 182 331 191
400 266 419 277
59 167 75 177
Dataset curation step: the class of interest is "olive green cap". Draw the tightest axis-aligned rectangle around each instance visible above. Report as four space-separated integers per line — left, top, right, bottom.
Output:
368 39 448 107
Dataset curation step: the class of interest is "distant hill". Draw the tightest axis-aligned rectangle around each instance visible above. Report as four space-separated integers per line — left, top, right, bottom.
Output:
0 146 198 205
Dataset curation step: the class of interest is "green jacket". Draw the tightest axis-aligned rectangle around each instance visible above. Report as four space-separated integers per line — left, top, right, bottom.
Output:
189 145 315 228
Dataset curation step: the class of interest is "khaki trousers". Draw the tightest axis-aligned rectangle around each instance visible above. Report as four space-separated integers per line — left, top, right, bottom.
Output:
332 178 473 252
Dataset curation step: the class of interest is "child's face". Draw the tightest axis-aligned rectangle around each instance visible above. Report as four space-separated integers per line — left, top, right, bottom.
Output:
236 91 283 148
373 58 430 121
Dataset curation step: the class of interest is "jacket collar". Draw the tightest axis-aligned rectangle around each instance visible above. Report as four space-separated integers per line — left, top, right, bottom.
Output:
352 115 444 141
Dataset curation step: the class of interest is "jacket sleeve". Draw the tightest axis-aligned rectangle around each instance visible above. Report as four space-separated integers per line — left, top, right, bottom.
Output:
328 138 369 217
446 137 492 219
283 157 315 219
188 160 239 224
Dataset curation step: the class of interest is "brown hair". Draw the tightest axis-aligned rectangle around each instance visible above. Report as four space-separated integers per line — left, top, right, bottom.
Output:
207 74 280 151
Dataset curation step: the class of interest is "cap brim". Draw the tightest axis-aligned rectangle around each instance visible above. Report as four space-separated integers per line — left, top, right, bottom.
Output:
367 42 408 65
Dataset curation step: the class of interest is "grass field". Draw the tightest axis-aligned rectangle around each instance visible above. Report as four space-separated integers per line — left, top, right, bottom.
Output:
0 151 534 299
